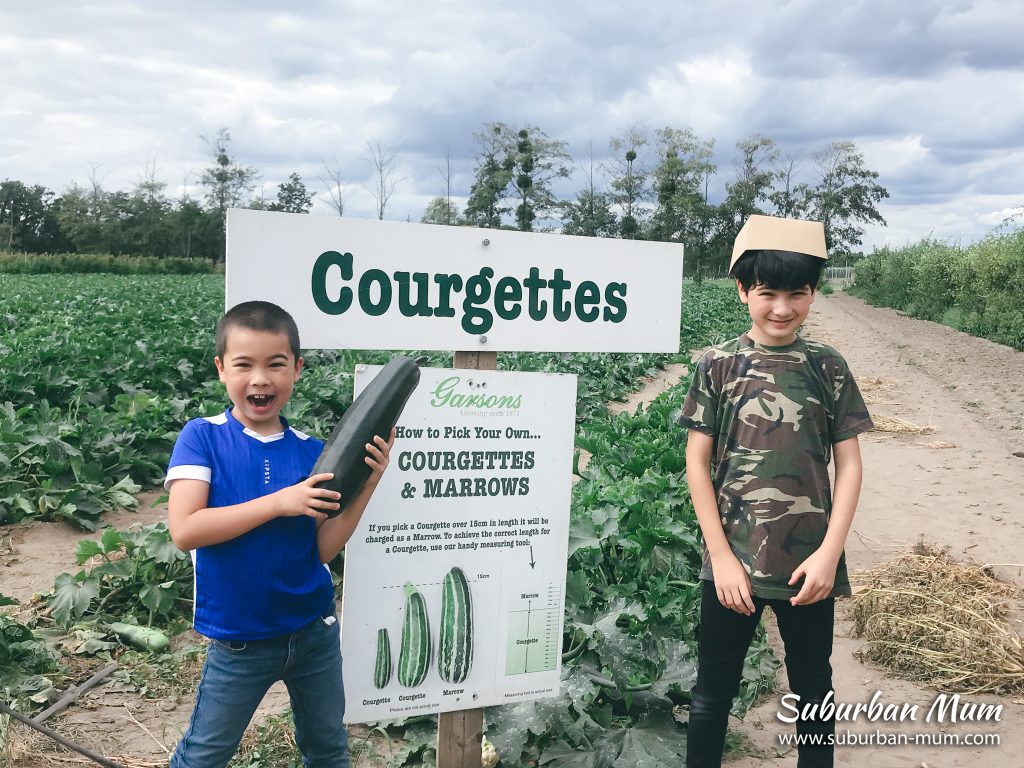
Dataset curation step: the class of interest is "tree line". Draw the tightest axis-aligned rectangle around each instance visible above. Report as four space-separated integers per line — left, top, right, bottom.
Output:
0 124 888 274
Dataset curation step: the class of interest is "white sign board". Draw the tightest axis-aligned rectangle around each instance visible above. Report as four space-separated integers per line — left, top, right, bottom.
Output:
340 366 577 723
226 209 682 352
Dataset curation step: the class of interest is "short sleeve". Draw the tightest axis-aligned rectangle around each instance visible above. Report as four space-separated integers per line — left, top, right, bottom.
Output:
678 350 719 436
165 419 213 489
831 359 874 443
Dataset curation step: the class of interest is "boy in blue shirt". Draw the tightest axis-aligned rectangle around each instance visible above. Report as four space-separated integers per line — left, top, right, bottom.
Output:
680 216 872 767
165 300 393 767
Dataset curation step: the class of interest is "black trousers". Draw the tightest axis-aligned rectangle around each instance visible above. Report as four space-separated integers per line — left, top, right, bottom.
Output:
686 580 836 768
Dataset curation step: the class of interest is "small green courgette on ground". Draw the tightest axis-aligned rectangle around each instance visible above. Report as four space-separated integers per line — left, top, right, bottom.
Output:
109 622 170 653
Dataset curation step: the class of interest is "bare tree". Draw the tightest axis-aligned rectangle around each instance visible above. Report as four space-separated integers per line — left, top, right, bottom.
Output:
436 148 456 225
561 140 618 237
199 128 258 213
180 170 193 203
769 151 810 219
134 157 166 203
199 128 258 262
318 156 351 217
84 162 109 212
362 140 404 220
809 140 888 254
605 125 650 238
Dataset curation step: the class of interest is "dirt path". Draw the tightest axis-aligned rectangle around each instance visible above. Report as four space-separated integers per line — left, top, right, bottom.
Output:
731 292 1024 767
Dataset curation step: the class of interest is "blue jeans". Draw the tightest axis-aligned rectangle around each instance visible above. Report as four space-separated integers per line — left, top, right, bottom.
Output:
170 612 348 768
686 580 835 768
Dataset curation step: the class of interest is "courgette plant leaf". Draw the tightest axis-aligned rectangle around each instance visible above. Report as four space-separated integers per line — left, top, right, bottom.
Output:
49 572 99 627
610 713 687 767
539 741 595 768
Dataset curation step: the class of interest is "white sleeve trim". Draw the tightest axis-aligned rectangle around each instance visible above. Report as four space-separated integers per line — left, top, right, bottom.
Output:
164 464 212 490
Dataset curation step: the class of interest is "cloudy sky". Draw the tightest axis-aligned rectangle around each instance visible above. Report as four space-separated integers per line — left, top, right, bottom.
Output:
2 0 1022 250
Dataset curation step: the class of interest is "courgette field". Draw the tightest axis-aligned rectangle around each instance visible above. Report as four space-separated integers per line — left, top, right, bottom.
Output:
0 274 776 766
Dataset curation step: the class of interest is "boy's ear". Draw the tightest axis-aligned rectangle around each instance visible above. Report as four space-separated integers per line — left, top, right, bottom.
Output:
214 356 226 382
736 279 750 305
293 355 304 380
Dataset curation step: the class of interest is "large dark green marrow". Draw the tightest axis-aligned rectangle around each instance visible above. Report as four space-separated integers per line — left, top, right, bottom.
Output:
311 356 419 517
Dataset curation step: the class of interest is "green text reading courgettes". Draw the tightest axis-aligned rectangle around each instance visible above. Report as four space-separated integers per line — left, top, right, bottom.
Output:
311 251 628 334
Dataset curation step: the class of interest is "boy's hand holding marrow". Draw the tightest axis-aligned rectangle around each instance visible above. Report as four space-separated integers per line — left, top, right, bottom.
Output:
314 429 396 562
275 429 393 521
273 474 342 520
362 429 396 491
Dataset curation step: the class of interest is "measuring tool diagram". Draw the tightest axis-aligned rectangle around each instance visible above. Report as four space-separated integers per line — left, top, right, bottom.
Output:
505 581 561 675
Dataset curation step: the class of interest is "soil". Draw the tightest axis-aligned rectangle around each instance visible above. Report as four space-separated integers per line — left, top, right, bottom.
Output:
3 291 1022 766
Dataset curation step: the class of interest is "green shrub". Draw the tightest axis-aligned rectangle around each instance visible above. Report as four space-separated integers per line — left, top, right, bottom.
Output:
851 231 1024 351
0 252 221 274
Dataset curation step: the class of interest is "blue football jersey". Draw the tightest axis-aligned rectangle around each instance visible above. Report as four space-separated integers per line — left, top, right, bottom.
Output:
165 409 333 640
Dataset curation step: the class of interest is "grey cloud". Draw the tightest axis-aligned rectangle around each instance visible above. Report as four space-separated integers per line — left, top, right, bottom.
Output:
2 0 1022 251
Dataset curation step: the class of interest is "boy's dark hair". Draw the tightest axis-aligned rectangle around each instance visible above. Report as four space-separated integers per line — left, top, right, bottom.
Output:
216 301 302 361
730 249 825 293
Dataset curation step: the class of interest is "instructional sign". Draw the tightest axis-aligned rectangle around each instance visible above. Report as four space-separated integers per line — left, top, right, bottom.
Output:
225 208 683 352
340 365 577 723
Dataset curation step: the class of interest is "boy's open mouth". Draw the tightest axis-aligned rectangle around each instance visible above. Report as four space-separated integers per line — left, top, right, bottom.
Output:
247 394 275 409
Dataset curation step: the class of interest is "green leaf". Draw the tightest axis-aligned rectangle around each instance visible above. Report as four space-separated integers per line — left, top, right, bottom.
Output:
651 639 698 699
90 559 134 579
143 525 183 565
48 572 100 627
105 476 141 508
75 540 104 565
568 505 620 556
100 527 124 555
578 601 648 689
564 570 593 615
610 712 686 767
67 628 118 655
139 582 178 616
540 741 595 768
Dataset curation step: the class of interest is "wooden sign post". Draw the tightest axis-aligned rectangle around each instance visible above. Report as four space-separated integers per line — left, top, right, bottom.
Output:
436 349 496 768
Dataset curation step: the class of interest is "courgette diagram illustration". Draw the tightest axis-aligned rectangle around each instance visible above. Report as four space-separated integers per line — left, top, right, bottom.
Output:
398 582 431 687
438 566 474 684
311 355 420 517
374 627 392 689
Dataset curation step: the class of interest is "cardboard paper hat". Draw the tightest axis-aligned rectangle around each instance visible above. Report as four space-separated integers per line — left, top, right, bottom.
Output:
730 215 827 272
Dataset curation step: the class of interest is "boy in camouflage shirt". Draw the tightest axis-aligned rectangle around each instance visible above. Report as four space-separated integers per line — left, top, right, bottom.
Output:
680 216 873 768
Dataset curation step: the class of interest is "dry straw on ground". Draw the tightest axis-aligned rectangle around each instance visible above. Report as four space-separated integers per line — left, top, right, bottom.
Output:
918 440 956 449
857 376 902 406
870 415 935 435
850 542 1024 694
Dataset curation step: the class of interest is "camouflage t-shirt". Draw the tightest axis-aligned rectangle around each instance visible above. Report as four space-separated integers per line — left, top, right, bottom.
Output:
679 333 873 599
